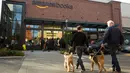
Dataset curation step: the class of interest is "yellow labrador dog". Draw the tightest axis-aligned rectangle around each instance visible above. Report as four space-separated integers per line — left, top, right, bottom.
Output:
64 52 74 72
88 47 107 73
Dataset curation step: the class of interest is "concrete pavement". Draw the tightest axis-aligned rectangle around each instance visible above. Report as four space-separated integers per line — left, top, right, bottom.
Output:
18 51 130 73
0 57 24 73
0 51 130 73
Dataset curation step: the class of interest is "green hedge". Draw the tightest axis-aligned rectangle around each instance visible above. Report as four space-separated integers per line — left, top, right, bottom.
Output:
0 48 24 56
60 50 65 54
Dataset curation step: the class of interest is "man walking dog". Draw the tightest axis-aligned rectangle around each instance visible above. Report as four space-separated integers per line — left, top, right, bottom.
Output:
71 25 89 72
101 20 124 73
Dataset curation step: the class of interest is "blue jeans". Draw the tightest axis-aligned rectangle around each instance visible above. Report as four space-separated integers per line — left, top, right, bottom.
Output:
109 45 121 72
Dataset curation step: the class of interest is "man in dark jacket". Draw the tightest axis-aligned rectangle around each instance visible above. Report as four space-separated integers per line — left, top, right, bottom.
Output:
71 25 89 72
59 37 66 51
101 20 124 73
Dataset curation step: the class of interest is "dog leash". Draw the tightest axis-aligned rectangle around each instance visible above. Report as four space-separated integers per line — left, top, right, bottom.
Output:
94 47 103 57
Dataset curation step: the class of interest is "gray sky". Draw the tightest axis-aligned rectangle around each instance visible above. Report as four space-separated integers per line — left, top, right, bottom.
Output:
90 0 130 3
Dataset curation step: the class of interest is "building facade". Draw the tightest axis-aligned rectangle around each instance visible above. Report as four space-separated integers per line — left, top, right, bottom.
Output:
0 0 122 49
121 3 130 41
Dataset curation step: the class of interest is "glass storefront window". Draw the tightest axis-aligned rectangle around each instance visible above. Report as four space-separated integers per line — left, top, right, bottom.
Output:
14 4 23 12
12 29 20 35
13 13 22 20
12 21 16 29
26 25 41 28
44 24 54 29
12 29 15 35
7 3 23 37
53 25 61 29
67 27 73 30
89 28 97 31
53 31 62 39
72 27 77 30
15 29 20 34
26 30 41 40
98 29 105 31
83 28 89 31
12 20 21 29
17 20 21 27
7 4 23 12
44 30 62 39
25 30 41 45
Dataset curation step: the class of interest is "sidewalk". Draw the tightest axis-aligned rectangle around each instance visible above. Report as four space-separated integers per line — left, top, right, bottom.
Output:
0 57 24 73
18 51 129 73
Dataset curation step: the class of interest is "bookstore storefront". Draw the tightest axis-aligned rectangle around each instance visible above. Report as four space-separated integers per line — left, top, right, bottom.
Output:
1 0 121 49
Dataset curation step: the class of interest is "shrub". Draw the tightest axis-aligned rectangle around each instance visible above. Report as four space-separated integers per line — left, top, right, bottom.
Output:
0 48 9 56
60 50 65 54
0 48 24 56
14 51 24 56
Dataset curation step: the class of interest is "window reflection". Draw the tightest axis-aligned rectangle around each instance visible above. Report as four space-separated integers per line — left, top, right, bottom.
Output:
98 29 105 31
15 29 20 34
13 13 22 20
14 4 22 12
83 28 97 31
12 29 20 35
44 30 62 39
26 30 41 45
44 24 53 29
12 20 21 29
7 4 22 12
12 21 16 29
12 29 15 35
7 3 23 36
26 25 41 28
53 25 61 29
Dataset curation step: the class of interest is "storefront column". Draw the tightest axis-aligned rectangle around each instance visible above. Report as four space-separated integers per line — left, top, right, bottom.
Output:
19 21 26 49
41 22 44 38
62 23 65 37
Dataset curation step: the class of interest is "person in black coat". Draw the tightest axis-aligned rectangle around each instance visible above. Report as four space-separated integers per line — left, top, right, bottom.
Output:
71 25 89 72
47 38 54 52
101 20 124 73
59 37 66 51
41 38 45 51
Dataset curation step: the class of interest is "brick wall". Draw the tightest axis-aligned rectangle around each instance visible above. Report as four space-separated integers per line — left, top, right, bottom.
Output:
12 0 121 24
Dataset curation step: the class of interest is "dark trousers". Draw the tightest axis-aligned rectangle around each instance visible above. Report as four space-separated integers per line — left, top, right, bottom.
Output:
109 45 121 72
41 45 43 49
76 46 85 70
48 48 51 52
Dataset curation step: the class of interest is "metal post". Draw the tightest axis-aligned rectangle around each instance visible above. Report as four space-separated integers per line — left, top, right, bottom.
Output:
97 28 99 40
65 19 68 30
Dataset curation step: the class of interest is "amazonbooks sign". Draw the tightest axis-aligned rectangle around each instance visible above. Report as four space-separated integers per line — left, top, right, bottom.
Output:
32 0 73 9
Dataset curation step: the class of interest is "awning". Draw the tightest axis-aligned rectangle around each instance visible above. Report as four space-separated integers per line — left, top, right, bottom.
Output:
24 18 107 28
